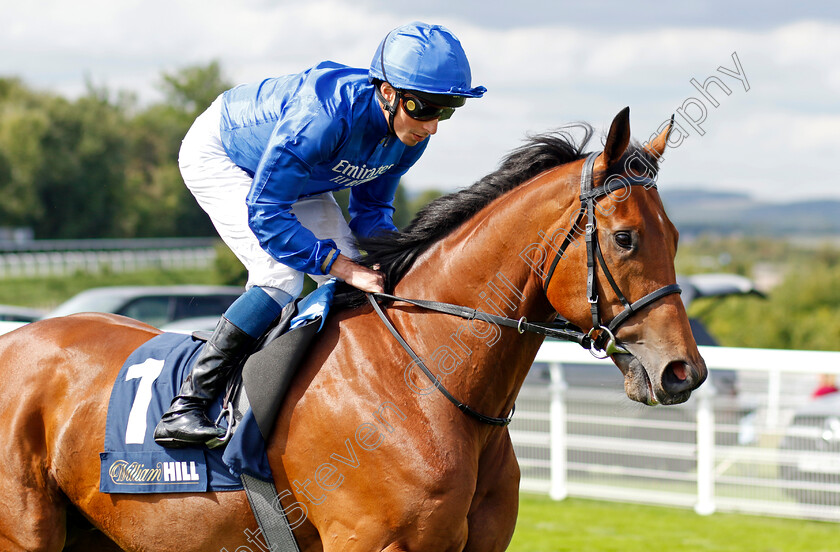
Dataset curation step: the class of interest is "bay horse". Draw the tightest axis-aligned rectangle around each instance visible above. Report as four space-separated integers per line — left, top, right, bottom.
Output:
0 108 706 551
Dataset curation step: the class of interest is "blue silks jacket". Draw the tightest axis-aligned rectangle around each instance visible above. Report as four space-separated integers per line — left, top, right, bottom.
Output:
218 61 428 276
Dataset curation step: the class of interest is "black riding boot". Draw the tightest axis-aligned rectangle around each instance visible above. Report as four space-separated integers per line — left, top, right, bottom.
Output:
153 316 256 448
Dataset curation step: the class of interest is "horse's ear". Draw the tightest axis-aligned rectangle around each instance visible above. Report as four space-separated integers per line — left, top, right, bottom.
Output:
644 114 674 159
599 106 631 171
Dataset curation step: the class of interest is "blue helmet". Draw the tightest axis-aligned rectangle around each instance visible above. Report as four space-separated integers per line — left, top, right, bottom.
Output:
369 22 486 106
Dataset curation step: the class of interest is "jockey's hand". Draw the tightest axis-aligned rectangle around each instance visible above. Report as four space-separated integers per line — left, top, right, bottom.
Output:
329 254 385 294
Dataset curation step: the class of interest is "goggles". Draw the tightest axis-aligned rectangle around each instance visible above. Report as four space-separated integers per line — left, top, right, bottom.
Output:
399 91 456 121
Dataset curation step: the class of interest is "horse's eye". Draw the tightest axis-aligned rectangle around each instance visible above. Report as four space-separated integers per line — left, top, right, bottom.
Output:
614 231 634 250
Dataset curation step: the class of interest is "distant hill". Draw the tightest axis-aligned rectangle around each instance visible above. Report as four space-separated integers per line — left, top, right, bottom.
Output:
659 189 840 236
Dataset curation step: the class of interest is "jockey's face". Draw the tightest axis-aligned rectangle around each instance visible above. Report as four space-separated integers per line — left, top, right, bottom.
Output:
394 98 439 146
378 83 439 147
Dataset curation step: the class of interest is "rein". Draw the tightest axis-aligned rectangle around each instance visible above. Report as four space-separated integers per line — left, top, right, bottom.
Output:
367 294 515 426
367 151 681 427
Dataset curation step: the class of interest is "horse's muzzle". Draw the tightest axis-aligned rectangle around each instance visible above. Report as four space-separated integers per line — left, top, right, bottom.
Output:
613 351 707 406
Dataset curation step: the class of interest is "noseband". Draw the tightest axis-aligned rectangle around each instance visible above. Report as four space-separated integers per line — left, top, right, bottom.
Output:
542 152 681 357
367 151 681 425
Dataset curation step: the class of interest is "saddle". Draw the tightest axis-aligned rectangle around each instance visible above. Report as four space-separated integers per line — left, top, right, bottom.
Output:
204 280 339 445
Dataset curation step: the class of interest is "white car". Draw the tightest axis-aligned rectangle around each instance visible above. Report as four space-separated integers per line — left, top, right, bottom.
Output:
0 304 46 322
42 285 243 329
0 320 27 336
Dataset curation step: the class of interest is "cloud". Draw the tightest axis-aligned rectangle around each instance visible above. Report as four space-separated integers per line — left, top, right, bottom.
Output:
1 1 837 199
410 20 840 200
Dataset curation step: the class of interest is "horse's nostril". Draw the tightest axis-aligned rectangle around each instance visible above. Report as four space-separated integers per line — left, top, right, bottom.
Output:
662 361 692 394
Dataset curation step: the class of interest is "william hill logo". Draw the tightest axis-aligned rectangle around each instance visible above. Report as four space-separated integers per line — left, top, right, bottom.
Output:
108 460 201 485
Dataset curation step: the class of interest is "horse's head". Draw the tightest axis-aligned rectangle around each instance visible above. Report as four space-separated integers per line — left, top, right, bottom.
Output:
544 107 707 405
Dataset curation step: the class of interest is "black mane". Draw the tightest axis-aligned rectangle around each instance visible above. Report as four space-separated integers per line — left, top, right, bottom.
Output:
335 123 659 307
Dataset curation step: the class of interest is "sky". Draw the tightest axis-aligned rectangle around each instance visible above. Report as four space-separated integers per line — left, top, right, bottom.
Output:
2 0 838 202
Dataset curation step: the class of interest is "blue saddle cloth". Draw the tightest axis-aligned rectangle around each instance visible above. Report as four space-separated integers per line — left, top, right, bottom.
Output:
99 332 272 493
99 281 336 494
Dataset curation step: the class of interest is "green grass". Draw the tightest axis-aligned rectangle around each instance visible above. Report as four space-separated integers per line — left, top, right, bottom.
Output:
0 268 229 311
510 494 839 551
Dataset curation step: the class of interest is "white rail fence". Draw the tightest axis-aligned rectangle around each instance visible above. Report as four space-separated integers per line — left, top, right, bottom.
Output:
0 239 217 278
513 341 840 522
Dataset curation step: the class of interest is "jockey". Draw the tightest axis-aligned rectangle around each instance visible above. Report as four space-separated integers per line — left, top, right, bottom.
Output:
154 22 486 448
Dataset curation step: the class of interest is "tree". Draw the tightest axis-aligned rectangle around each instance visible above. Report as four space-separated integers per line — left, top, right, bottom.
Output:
0 78 49 228
0 79 130 238
159 60 231 120
690 260 840 351
1 63 448 242
119 61 233 237
34 90 130 238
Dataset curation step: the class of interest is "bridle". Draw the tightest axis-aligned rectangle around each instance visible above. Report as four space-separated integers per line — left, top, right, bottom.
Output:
542 152 682 357
367 151 681 426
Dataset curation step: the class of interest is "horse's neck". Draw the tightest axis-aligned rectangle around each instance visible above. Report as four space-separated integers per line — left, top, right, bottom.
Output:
391 170 575 417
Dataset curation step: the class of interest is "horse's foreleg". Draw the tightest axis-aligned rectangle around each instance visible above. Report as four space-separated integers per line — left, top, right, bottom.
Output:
0 403 66 551
0 481 66 552
463 431 520 552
